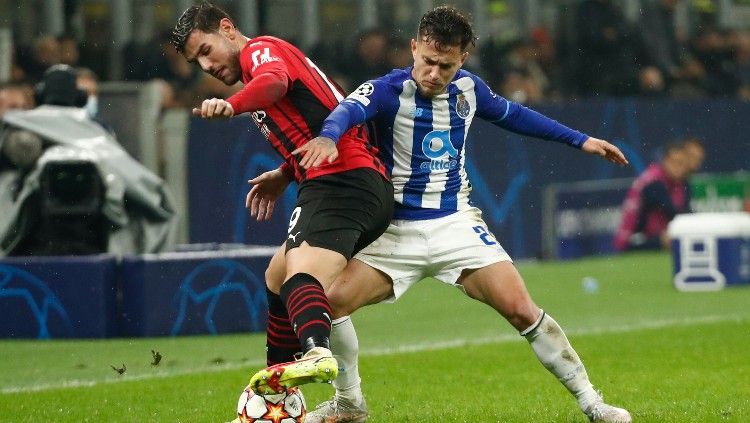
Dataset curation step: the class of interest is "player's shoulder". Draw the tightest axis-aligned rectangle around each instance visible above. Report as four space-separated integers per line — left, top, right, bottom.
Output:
377 67 412 85
248 35 284 45
451 69 485 89
245 35 297 52
452 69 505 103
353 68 408 92
349 68 410 99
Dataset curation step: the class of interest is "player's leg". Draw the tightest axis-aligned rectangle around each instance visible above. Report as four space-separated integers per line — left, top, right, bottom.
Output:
282 242 348 351
458 263 631 423
430 208 630 422
327 258 395 317
264 243 303 366
250 169 392 395
250 246 350 394
307 218 424 423
306 259 393 423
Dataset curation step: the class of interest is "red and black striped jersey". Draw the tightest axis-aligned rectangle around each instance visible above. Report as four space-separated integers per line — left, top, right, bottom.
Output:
228 36 386 182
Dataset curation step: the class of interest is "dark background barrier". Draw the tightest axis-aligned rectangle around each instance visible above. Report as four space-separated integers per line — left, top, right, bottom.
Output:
0 255 117 338
0 248 274 339
119 249 273 337
544 179 633 260
187 98 750 259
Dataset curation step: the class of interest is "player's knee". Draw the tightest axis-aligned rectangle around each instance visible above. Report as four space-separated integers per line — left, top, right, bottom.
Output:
515 307 541 331
264 266 284 292
496 299 539 332
326 287 352 318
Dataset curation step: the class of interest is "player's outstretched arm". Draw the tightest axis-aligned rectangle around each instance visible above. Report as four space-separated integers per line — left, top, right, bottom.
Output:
246 168 291 221
292 137 339 169
192 70 287 119
192 98 235 119
581 137 629 166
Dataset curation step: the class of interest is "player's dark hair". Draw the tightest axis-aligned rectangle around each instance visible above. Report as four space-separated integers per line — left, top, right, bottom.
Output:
418 6 477 52
171 2 232 53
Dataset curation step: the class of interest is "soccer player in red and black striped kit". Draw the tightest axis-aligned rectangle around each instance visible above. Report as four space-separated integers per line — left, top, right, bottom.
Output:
172 2 393 397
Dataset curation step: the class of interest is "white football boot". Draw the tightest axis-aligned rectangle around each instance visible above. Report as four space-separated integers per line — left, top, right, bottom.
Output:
304 395 368 423
584 395 632 423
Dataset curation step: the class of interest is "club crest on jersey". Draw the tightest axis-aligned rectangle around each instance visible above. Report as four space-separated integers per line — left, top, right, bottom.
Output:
251 110 271 138
455 94 471 119
421 129 458 171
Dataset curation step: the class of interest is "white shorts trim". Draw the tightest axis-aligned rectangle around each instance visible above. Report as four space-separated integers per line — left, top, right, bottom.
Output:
353 207 512 302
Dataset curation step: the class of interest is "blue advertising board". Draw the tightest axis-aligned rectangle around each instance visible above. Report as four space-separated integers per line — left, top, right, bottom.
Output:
543 179 633 259
119 248 274 337
0 255 117 338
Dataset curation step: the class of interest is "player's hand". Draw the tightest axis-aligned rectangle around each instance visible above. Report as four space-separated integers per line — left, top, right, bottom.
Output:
292 137 339 169
192 98 235 119
246 168 291 221
581 137 629 166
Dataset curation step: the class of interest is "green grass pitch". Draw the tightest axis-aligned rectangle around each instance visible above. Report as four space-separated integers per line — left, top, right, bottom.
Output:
1 252 749 422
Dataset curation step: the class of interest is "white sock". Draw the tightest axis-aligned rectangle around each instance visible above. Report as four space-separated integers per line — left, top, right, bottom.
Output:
330 316 363 403
522 311 599 411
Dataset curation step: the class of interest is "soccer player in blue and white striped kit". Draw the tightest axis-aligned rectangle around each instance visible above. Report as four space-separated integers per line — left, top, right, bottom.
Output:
251 6 632 423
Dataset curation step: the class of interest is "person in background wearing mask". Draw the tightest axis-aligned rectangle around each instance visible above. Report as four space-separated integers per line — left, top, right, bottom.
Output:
75 67 115 135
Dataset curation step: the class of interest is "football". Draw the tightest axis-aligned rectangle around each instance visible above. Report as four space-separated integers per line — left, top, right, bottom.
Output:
236 385 306 423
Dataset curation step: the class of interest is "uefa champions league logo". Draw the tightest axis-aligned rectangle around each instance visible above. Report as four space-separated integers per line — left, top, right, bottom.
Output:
170 259 267 335
0 264 73 339
353 82 374 96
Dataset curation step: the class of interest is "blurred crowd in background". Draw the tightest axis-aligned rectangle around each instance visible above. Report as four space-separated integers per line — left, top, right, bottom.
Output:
2 0 750 118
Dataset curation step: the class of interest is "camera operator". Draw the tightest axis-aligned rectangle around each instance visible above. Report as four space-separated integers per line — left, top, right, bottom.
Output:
0 64 177 256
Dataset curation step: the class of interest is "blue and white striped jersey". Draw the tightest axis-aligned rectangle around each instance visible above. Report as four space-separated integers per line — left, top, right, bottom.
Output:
320 67 588 220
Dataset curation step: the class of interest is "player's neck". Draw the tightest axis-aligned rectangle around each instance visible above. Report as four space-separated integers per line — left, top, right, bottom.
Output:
235 33 251 48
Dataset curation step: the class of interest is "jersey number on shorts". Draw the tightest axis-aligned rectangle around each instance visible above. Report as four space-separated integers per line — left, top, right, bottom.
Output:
288 207 301 233
472 225 497 246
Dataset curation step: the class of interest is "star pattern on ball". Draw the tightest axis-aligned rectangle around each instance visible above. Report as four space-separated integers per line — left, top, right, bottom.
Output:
262 402 290 423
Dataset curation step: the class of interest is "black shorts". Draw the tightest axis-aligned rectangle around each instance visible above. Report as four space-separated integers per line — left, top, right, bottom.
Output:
285 167 393 260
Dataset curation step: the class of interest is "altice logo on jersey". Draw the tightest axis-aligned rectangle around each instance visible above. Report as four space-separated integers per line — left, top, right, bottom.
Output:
421 129 458 170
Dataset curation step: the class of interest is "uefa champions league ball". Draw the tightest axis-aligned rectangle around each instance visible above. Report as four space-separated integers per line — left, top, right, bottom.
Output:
236 385 306 423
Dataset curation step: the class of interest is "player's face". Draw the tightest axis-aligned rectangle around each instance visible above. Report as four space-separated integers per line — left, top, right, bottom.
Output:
182 20 242 85
410 38 467 97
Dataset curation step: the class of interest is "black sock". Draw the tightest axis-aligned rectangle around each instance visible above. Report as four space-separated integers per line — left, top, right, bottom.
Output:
280 273 332 352
265 287 301 365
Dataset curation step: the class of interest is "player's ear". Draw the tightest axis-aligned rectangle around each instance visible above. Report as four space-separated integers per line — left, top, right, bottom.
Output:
459 51 469 67
410 39 418 56
219 17 235 38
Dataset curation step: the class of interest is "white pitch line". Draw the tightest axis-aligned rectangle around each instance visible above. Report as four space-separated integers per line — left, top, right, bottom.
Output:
2 313 746 395
362 313 748 356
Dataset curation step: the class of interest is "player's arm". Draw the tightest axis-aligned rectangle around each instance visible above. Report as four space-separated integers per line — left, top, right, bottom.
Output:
193 42 291 118
475 76 628 166
294 81 382 169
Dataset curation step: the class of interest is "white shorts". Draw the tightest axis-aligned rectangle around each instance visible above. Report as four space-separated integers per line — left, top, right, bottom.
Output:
353 207 512 302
